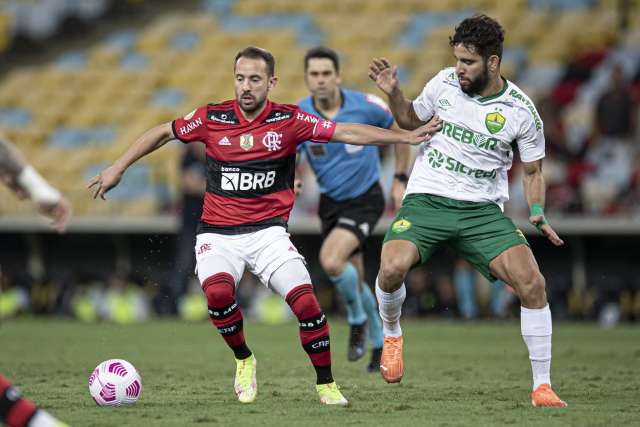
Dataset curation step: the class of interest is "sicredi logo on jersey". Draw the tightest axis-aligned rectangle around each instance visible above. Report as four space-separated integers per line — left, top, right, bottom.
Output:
221 167 276 191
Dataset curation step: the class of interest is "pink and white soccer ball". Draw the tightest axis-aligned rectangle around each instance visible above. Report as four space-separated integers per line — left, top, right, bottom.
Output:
89 359 142 406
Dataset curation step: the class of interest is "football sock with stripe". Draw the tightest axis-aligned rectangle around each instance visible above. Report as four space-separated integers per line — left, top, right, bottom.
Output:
286 284 333 385
203 273 252 360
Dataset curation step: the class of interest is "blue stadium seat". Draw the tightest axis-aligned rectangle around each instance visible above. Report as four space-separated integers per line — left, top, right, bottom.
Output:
120 52 149 71
216 13 323 45
528 0 596 10
170 32 201 50
106 30 139 51
518 64 564 92
55 50 87 69
151 89 185 109
49 126 116 149
396 11 474 48
0 108 31 127
201 0 235 15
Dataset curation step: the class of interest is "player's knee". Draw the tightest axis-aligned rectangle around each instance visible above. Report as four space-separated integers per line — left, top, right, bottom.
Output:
517 272 547 306
202 273 236 307
319 252 345 277
378 258 409 289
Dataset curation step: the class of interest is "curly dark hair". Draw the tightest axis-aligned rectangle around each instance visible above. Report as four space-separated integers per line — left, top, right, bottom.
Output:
449 14 504 61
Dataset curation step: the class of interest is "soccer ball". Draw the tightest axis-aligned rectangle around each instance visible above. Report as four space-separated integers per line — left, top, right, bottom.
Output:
89 359 142 406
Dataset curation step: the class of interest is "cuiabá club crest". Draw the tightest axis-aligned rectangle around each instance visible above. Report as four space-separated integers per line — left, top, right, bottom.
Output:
485 112 506 134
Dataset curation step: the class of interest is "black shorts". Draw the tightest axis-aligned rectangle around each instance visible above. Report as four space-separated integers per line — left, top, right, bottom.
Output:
318 182 385 246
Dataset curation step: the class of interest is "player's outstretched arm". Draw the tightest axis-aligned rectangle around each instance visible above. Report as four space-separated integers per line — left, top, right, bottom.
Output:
0 133 71 232
88 122 174 200
522 159 564 246
368 58 425 131
333 116 441 147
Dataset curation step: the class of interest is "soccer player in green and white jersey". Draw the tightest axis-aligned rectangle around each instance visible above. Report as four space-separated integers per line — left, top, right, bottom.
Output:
368 14 567 407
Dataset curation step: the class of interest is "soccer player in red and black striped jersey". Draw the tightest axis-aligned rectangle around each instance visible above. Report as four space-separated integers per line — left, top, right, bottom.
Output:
89 46 441 406
0 374 66 427
0 135 70 426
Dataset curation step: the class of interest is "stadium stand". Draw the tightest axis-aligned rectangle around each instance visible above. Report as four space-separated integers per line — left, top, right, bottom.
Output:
0 0 637 221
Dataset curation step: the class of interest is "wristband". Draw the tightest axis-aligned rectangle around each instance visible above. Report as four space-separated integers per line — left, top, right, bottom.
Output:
16 166 61 205
529 203 548 229
393 173 409 183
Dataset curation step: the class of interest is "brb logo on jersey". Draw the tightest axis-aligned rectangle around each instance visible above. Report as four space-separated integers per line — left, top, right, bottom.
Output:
220 167 276 191
262 131 283 151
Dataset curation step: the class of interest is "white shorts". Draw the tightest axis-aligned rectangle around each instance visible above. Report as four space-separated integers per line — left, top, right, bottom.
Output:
195 226 306 289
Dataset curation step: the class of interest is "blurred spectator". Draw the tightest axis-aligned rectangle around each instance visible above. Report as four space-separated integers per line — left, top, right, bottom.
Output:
0 270 29 318
70 279 103 322
595 64 637 139
160 142 205 315
539 97 589 213
176 278 208 322
102 271 149 324
581 139 634 213
611 151 640 216
576 65 638 214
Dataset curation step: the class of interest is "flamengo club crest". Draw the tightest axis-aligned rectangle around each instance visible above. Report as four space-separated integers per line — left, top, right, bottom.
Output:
262 131 283 151
239 134 254 151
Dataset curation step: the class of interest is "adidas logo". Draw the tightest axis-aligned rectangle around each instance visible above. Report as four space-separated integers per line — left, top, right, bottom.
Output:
218 136 231 146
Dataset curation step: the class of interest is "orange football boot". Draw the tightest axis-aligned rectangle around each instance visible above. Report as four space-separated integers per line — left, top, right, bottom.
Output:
380 336 404 383
531 384 568 408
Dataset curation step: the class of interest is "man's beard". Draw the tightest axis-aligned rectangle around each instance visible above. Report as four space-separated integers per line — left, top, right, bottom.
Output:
238 95 266 115
461 63 489 95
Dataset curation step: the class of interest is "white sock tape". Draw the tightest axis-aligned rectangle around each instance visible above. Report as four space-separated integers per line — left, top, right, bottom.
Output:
17 166 61 205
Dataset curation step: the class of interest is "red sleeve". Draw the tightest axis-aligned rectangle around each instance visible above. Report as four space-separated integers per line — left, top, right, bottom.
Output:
291 108 336 144
172 106 208 143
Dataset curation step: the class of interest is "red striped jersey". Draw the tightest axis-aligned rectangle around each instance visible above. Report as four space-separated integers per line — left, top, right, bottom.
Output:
172 99 336 234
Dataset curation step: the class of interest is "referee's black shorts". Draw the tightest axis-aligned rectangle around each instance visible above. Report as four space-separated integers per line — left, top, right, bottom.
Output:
318 182 385 247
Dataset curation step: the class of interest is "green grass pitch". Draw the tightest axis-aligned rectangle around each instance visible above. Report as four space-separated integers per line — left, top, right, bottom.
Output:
1 318 639 426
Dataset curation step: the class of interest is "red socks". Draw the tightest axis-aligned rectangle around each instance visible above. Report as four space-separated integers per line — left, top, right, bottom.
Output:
0 374 37 427
286 284 333 384
203 273 251 360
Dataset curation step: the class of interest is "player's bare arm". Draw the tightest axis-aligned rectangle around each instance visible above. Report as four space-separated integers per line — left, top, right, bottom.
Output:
368 58 425 131
390 122 410 210
0 133 71 232
88 122 174 200
333 116 441 147
522 159 563 246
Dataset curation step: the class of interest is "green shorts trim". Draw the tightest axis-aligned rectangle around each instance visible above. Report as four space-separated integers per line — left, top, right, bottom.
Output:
385 193 528 281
